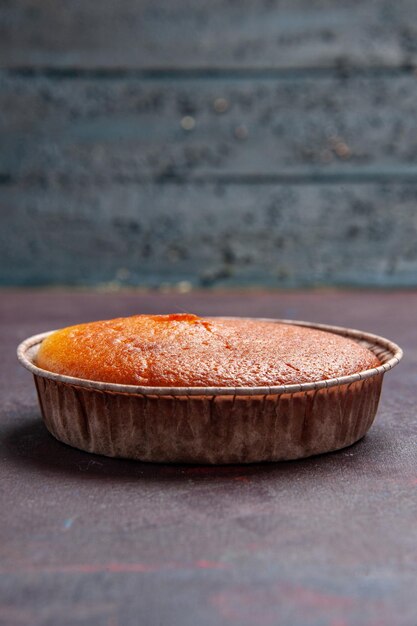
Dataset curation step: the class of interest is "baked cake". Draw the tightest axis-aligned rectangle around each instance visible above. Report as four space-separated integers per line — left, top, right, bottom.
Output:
36 313 380 387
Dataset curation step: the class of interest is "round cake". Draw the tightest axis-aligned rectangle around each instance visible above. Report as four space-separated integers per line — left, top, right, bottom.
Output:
36 313 380 387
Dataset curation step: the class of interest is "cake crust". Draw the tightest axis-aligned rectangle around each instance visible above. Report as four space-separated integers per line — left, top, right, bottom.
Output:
36 314 380 387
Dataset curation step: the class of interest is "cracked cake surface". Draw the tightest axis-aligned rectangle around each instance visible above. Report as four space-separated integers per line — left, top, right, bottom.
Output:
36 313 380 387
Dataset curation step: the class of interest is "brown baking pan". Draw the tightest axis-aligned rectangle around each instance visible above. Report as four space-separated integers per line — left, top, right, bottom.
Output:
17 318 403 464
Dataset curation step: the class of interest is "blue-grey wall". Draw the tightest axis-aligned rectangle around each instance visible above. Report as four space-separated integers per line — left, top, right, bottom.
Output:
1 0 417 288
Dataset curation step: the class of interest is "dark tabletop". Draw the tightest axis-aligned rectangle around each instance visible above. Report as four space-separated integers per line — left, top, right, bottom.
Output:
1 290 416 626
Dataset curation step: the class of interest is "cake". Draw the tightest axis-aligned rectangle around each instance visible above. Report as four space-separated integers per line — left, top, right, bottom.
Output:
19 315 401 463
36 313 380 387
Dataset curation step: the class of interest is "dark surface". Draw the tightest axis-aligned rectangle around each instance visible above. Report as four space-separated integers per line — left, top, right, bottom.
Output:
0 289 416 626
3 1 417 289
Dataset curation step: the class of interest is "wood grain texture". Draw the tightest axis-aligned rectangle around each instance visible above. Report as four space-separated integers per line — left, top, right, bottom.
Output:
2 183 417 287
1 0 417 70
2 2 417 289
1 290 416 625
2 73 417 182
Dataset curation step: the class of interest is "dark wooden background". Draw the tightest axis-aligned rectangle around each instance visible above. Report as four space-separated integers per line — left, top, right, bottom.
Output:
2 0 417 287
